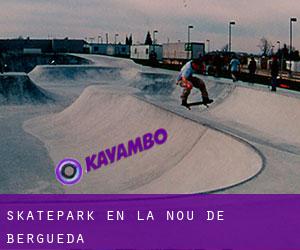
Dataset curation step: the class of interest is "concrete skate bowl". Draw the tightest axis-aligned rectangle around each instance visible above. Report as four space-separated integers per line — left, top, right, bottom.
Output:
0 73 51 105
24 85 263 194
1 53 91 73
131 72 176 95
210 87 300 147
78 54 142 69
29 65 123 85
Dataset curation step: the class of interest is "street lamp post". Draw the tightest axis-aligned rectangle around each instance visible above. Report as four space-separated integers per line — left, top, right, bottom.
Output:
106 33 109 44
206 39 210 53
153 30 158 45
114 34 119 45
152 30 158 54
229 21 236 52
277 41 283 78
188 25 194 59
289 17 297 77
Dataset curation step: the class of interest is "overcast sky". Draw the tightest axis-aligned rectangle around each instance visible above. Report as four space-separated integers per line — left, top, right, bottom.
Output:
0 0 299 53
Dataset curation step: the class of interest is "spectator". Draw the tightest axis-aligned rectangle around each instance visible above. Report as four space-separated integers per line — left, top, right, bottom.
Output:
149 50 157 63
213 54 222 77
270 56 279 92
230 55 240 82
248 57 257 82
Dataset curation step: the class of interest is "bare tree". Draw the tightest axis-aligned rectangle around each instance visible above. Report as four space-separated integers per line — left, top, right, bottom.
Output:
258 37 272 56
145 31 153 45
221 44 229 52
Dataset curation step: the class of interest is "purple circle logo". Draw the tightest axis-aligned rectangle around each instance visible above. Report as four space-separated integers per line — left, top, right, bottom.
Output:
55 158 83 185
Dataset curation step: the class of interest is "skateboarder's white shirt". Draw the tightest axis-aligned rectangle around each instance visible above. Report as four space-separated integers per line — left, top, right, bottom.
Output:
177 60 195 81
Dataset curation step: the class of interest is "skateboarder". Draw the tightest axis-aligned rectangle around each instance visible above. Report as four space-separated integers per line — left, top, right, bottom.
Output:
176 59 213 108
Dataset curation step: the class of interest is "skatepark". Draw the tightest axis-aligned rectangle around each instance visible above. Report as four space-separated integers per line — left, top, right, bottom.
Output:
1 54 300 194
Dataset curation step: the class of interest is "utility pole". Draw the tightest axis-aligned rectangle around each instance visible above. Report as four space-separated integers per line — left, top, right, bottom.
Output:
229 21 236 52
206 39 210 53
289 17 297 77
188 25 194 59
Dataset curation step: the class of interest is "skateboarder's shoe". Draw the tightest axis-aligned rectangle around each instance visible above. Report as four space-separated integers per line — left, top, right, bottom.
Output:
202 97 214 105
181 100 191 110
181 100 188 107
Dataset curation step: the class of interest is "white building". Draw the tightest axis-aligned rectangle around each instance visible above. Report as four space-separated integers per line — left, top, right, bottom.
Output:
163 42 205 63
130 45 163 61
87 43 130 57
286 61 300 73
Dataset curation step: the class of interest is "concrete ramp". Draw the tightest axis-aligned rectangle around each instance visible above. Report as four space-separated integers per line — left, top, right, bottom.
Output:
0 73 51 105
29 61 176 94
29 65 123 84
131 72 176 95
211 87 300 146
24 86 262 194
74 54 142 69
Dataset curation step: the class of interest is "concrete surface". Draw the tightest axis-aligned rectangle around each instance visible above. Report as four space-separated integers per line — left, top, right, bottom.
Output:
0 54 299 194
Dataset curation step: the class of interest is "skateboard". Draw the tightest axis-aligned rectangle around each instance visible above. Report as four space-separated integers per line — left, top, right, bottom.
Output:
182 100 214 110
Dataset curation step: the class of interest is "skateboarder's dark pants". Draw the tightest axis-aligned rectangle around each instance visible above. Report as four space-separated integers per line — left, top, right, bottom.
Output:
231 71 239 82
180 76 209 101
271 76 277 91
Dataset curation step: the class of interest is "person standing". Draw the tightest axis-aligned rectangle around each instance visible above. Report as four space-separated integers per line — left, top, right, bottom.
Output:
229 55 240 82
270 56 279 92
213 54 222 77
248 57 257 82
